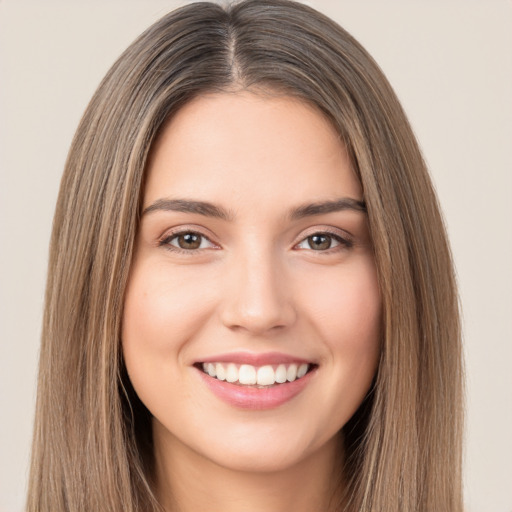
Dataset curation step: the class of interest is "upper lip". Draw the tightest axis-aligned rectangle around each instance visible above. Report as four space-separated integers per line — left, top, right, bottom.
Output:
197 351 314 366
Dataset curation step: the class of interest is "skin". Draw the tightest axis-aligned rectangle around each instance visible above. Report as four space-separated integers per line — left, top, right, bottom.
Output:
122 91 381 512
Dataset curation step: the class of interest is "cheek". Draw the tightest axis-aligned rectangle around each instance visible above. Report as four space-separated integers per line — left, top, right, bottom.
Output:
300 257 381 397
122 261 216 356
306 258 381 347
121 262 217 412
283 257 381 444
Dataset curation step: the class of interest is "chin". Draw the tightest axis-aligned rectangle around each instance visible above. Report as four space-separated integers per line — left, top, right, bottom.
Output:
210 444 305 473
186 421 340 475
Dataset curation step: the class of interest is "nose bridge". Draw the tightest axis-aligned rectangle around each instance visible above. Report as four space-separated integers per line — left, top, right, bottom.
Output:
220 239 295 334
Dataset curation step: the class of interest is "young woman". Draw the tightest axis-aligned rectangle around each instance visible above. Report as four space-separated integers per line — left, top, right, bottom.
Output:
27 1 464 511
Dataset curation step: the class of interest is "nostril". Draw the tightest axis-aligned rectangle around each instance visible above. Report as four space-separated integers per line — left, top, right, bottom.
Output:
220 300 296 335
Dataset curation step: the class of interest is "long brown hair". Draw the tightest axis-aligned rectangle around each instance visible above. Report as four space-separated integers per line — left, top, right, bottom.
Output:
27 1 464 510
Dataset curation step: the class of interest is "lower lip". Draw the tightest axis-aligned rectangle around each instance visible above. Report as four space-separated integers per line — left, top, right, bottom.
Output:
196 368 315 410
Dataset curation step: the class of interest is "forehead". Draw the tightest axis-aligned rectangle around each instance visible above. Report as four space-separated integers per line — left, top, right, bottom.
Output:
144 91 362 210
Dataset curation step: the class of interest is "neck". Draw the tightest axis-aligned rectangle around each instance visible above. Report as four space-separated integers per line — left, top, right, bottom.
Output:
153 429 345 512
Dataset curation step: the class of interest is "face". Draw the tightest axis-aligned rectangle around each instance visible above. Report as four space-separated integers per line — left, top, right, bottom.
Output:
122 91 381 474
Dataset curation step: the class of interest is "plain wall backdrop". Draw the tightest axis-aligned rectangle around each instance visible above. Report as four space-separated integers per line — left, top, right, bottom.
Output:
0 1 511 511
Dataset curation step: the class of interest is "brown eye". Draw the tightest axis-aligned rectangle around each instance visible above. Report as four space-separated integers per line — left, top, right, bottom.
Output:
295 231 352 252
161 231 215 251
307 234 332 250
176 232 201 249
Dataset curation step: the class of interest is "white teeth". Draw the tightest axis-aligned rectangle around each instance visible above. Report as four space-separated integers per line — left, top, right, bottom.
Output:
256 365 275 386
216 363 226 381
206 363 216 377
239 364 257 385
286 363 298 382
275 364 287 383
201 361 311 386
297 363 308 378
226 363 238 383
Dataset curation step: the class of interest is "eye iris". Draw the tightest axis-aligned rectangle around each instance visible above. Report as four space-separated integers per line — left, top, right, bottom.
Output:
308 234 331 250
178 233 201 249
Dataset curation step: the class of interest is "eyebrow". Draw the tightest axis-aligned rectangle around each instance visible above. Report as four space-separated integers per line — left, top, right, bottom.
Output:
289 198 366 219
142 198 233 220
142 197 366 221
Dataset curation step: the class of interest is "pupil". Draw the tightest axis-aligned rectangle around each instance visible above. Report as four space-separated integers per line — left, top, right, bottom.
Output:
179 233 200 249
309 234 331 250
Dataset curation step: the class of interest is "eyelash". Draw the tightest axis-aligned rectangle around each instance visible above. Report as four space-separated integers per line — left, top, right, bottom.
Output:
159 229 218 254
158 228 353 254
294 230 353 252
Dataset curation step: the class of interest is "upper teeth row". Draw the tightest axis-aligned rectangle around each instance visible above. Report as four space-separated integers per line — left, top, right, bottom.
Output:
202 362 310 386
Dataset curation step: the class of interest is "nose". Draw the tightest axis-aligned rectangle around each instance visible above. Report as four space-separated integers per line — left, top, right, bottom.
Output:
219 248 296 335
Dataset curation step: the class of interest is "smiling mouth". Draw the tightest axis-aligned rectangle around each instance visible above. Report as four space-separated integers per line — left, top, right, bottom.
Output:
196 362 316 387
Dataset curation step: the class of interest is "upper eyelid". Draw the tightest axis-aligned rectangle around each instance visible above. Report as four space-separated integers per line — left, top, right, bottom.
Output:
294 225 354 242
163 231 214 243
158 225 217 243
294 231 352 250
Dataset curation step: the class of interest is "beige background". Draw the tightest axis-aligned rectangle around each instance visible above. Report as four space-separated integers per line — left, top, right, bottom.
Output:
0 1 511 511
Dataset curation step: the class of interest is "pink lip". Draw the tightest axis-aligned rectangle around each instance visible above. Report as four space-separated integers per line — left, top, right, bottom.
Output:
198 351 312 366
195 365 317 410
